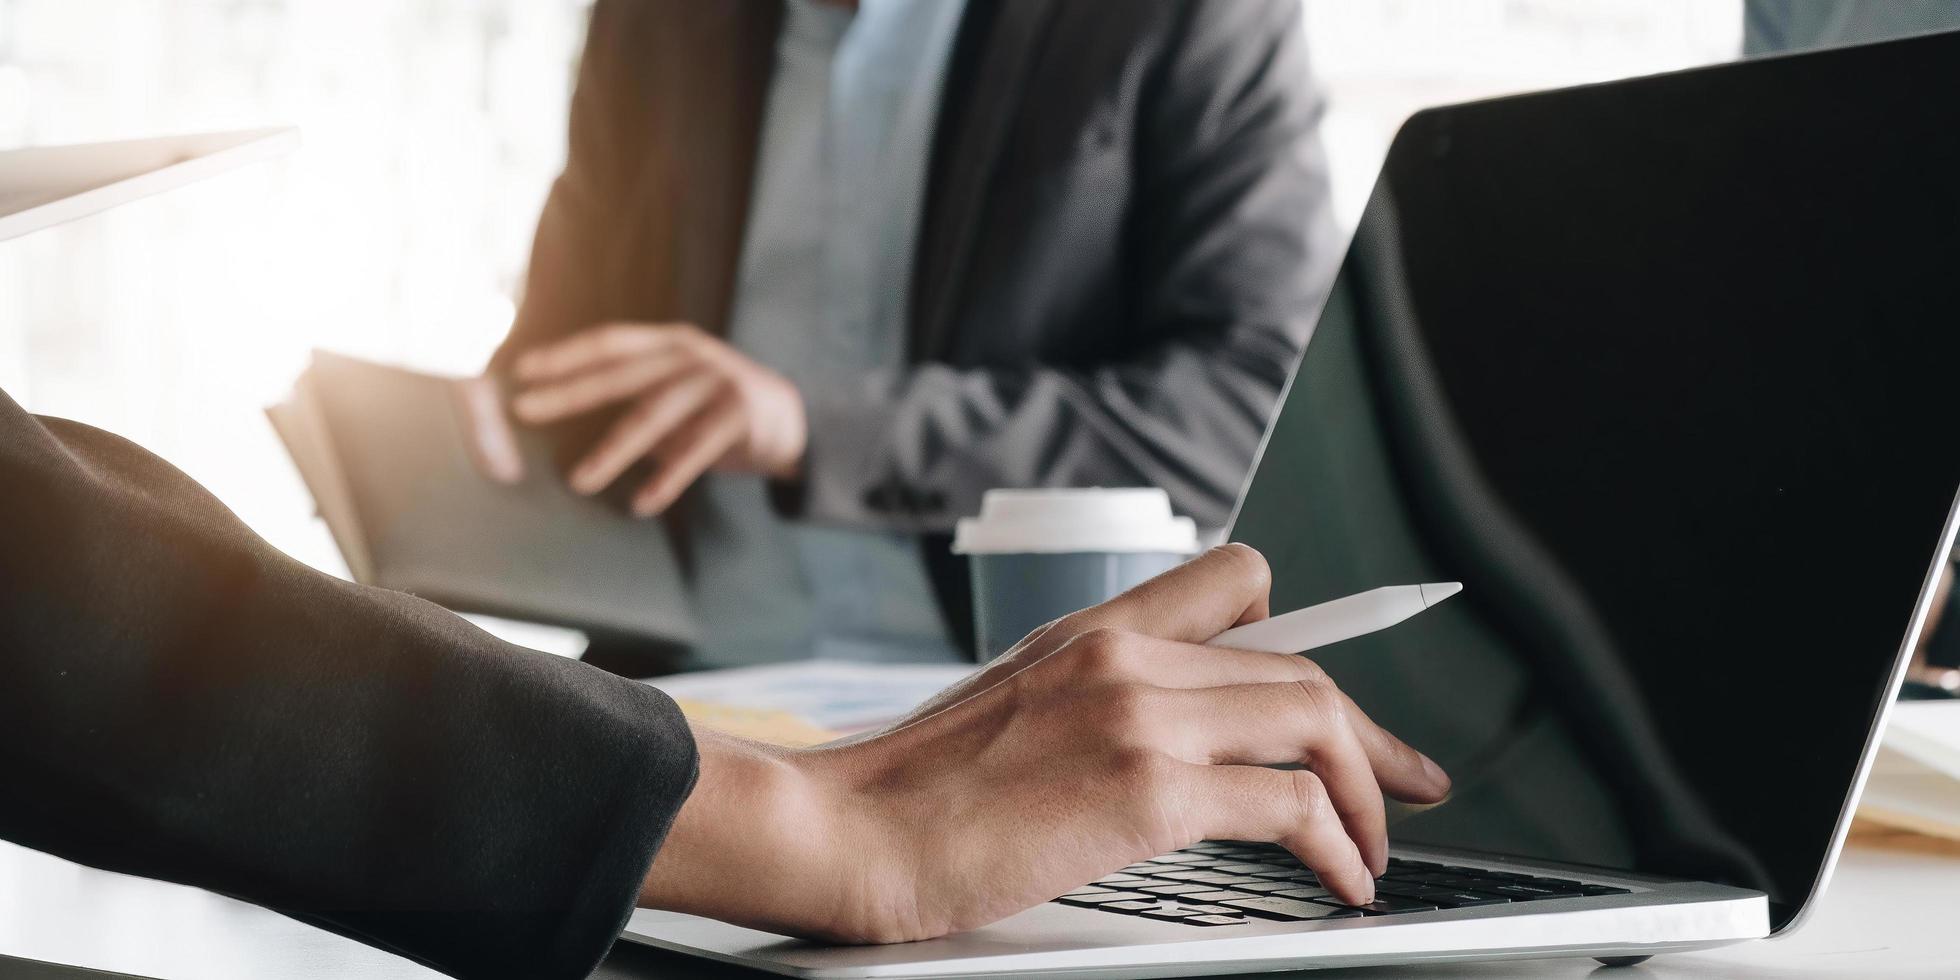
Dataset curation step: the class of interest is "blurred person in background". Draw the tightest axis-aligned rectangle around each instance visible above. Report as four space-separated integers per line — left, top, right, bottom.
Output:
1744 0 1960 692
474 0 1343 674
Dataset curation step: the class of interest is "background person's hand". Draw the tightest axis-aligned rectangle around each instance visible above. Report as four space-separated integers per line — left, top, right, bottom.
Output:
510 322 807 516
640 545 1453 944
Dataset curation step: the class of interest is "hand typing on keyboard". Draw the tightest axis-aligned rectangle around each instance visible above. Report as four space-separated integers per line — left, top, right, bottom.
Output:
636 545 1453 944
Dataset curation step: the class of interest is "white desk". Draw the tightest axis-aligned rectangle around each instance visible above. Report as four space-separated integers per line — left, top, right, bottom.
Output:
2 832 1953 979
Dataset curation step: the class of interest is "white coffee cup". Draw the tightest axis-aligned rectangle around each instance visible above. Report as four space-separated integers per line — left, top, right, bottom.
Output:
953 488 1199 660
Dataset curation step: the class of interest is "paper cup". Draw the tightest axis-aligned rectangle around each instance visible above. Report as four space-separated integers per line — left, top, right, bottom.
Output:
953 488 1199 661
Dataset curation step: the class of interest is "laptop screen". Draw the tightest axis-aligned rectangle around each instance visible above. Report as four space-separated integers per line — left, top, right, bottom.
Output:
1227 29 1960 930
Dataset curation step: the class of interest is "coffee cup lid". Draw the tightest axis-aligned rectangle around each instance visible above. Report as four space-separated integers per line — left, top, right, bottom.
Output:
951 488 1199 555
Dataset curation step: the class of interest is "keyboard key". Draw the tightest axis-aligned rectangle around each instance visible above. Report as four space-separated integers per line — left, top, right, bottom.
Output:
1171 856 1234 867
1250 868 1319 881
1386 859 1445 871
1138 907 1209 922
1184 889 1261 902
1136 883 1216 897
1060 886 1115 898
1096 873 1150 885
1103 900 1168 913
1251 862 1305 873
1420 875 1489 888
1223 897 1365 921
1213 863 1292 875
1188 873 1268 885
1234 881 1307 894
1150 870 1220 881
1429 891 1510 908
1135 904 1240 920
1375 878 1436 892
1058 891 1154 906
1273 886 1334 901
1485 883 1581 901
1186 914 1249 926
1186 842 1237 855
1370 859 1627 903
1316 895 1439 915
1216 848 1277 860
1411 878 1481 893
1145 854 1194 864
1525 877 1583 889
1387 871 1469 886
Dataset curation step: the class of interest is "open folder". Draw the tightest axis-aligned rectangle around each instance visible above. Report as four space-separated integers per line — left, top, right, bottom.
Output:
1860 701 1960 842
268 350 698 644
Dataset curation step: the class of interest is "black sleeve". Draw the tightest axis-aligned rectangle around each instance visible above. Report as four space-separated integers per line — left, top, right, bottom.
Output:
0 389 698 980
789 0 1342 531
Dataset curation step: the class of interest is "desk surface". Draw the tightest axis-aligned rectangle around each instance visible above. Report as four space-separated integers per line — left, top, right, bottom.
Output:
4 829 1954 980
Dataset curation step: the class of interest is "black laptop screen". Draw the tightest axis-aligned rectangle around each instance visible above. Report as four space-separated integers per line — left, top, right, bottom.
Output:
1228 30 1960 929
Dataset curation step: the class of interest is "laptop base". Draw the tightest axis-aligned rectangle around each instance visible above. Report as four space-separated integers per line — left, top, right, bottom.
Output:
621 847 1767 980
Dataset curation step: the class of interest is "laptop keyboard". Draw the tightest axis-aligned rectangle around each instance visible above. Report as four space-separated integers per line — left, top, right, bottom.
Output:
1054 841 1633 927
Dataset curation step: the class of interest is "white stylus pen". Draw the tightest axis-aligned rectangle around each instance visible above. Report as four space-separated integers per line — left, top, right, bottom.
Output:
1206 582 1463 654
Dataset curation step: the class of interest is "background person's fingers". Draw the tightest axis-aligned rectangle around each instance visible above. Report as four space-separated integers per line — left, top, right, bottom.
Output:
511 351 691 423
451 376 524 484
514 322 685 382
1189 763 1376 906
568 373 719 494
631 399 745 516
1154 682 1391 874
1081 543 1273 644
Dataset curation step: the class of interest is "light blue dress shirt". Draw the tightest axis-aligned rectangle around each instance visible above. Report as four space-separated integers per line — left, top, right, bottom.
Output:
686 0 968 667
1744 0 1960 56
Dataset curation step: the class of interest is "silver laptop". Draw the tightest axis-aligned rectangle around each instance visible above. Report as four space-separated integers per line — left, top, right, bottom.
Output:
621 28 1960 977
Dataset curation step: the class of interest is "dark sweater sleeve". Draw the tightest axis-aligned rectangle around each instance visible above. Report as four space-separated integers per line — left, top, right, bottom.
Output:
0 388 698 980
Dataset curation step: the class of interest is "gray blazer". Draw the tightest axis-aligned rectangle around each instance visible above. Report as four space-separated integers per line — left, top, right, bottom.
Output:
495 0 1341 649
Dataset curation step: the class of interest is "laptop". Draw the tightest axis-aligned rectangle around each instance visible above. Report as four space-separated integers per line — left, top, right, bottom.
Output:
620 28 1960 977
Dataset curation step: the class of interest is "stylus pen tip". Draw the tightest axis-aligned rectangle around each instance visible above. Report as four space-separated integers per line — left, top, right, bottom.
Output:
1419 582 1464 607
